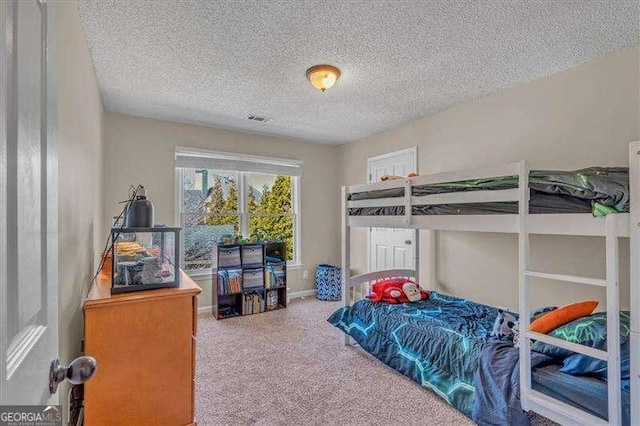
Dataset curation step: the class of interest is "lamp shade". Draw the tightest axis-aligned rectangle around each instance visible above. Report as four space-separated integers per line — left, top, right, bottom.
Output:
306 65 340 92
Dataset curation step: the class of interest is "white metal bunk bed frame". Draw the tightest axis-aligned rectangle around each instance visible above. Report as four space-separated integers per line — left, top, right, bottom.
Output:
340 141 639 426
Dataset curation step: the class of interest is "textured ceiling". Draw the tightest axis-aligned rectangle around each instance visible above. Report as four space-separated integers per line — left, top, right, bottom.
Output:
78 1 639 144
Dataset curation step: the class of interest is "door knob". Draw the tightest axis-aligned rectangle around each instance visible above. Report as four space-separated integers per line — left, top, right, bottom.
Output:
49 356 97 394
405 240 412 245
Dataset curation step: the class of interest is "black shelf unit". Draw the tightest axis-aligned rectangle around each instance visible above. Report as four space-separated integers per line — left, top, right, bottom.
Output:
212 241 287 320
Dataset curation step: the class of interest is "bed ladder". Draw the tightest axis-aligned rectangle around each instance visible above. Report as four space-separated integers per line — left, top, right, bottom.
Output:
518 162 622 425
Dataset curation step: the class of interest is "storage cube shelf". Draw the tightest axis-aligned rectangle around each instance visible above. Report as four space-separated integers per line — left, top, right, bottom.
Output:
212 242 287 319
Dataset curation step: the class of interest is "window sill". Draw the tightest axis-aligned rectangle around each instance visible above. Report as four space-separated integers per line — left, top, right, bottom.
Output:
286 263 303 270
185 270 212 280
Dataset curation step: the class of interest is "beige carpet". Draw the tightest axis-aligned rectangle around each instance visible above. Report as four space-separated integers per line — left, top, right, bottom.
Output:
196 297 555 426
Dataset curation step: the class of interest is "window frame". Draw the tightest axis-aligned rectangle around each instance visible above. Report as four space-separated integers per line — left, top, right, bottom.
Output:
175 154 302 277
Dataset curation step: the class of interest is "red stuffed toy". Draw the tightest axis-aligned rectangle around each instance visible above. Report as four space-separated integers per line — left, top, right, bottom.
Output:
368 278 429 304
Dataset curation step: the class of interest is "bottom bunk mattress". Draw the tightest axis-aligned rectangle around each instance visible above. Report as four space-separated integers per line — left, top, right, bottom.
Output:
472 340 630 426
532 364 631 425
327 292 499 418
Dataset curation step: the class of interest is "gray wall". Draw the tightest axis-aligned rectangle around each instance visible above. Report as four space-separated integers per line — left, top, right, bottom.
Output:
102 112 341 308
339 46 639 311
55 0 104 409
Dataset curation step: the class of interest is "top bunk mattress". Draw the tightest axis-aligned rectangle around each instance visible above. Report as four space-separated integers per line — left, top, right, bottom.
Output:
349 167 630 216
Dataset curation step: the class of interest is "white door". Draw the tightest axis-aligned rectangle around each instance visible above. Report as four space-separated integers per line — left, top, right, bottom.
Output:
1 0 59 404
368 148 417 272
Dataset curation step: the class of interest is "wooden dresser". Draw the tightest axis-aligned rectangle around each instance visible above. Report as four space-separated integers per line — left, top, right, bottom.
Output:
84 271 201 425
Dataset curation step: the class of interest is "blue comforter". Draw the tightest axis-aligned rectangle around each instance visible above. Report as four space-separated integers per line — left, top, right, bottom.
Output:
472 341 553 425
327 292 500 418
329 293 629 425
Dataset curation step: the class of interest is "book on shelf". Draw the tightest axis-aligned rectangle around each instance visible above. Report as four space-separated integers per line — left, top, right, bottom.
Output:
265 264 285 289
265 266 274 289
242 291 265 315
218 269 242 295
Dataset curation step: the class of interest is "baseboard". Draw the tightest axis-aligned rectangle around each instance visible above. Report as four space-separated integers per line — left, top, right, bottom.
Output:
198 305 213 315
288 289 316 299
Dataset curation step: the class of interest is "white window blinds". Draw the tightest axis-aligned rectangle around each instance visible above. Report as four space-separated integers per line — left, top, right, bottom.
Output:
175 147 302 177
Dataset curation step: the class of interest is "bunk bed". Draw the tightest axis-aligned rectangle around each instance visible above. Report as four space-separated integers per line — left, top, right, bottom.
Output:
330 141 639 426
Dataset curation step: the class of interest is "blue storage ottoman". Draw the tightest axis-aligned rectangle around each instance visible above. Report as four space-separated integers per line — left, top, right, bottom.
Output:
315 264 341 301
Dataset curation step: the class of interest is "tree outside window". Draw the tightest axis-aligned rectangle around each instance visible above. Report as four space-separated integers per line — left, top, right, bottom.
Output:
180 168 296 272
204 173 240 233
247 174 294 260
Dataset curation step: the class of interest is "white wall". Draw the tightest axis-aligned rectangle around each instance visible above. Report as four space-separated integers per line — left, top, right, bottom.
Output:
340 46 639 311
55 0 104 409
102 113 341 308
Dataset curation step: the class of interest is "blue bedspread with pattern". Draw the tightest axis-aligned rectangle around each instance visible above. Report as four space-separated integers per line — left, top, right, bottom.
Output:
327 292 499 418
328 293 629 424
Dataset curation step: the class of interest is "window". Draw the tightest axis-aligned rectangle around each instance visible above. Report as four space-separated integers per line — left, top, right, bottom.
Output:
202 170 240 233
247 173 294 261
176 148 301 274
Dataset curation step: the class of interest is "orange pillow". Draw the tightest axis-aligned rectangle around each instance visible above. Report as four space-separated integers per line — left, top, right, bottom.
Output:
530 301 598 334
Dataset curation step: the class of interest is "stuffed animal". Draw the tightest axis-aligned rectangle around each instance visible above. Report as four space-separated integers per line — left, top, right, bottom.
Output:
402 282 422 302
380 172 419 181
380 174 403 181
512 322 521 348
368 278 429 304
490 309 519 340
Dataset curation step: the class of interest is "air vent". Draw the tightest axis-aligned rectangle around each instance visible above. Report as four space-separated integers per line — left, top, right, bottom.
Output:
247 115 271 123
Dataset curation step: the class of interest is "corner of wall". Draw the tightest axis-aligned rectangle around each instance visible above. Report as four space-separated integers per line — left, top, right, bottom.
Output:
55 0 105 414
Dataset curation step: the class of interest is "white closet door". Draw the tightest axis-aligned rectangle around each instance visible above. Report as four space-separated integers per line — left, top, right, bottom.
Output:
367 148 417 272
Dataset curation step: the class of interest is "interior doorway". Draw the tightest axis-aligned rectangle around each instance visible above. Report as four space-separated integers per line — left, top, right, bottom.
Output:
367 148 417 272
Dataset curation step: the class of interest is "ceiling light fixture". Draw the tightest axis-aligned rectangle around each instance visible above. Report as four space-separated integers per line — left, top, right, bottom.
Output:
306 64 341 92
